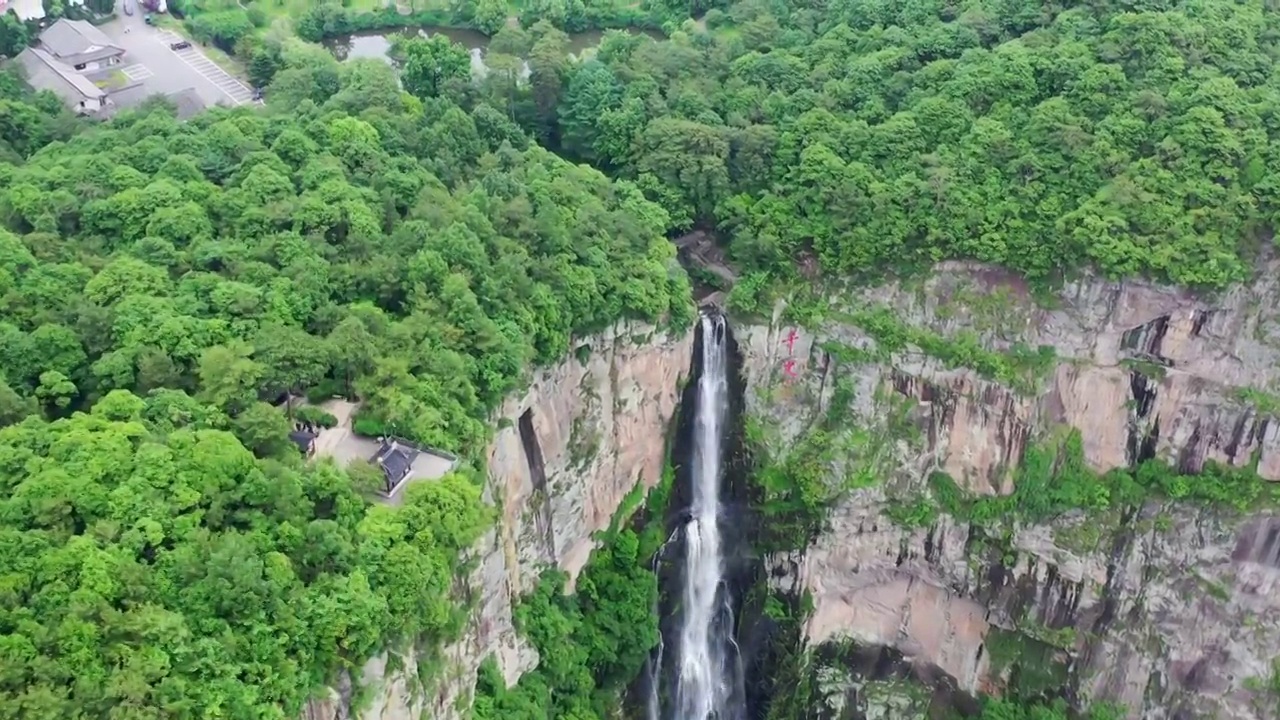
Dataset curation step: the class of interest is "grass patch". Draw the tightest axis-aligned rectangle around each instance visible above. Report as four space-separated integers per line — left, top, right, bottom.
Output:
1121 357 1168 381
1236 387 1280 417
832 306 1056 394
885 428 1279 533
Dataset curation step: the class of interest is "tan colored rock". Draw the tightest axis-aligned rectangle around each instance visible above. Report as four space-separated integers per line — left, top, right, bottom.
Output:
1047 364 1130 472
304 320 694 720
740 261 1280 720
739 261 1280 492
783 487 1280 720
486 321 694 591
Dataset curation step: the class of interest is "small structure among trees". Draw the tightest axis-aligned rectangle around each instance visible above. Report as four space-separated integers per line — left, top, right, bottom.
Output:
288 423 317 457
370 437 422 496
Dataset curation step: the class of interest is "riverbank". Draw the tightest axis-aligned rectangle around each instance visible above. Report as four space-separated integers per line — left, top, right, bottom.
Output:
323 23 665 73
298 3 669 43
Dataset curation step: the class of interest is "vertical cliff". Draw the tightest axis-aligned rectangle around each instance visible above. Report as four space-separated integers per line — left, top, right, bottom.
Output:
302 320 694 720
734 262 1280 719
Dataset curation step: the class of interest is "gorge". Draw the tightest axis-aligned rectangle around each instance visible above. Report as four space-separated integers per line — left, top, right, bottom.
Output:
651 313 745 720
297 259 1280 720
5 2 1280 719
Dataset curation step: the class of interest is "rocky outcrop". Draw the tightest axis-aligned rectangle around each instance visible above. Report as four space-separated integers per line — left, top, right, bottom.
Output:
487 322 693 591
779 497 1280 720
735 262 1280 719
302 320 694 720
738 261 1280 487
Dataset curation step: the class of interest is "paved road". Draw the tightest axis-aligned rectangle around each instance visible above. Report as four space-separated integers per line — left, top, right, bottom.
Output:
97 13 257 109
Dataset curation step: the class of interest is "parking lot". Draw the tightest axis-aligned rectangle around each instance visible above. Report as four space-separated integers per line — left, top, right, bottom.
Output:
97 15 257 109
153 29 256 104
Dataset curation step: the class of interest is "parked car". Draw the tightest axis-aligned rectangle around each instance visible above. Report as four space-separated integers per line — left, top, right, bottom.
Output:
170 41 192 50
123 0 134 16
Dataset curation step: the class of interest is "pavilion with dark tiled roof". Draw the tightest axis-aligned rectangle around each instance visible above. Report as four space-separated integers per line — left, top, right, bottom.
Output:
289 427 318 456
370 438 421 495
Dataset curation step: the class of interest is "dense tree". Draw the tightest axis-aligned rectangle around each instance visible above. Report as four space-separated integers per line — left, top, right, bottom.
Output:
0 407 491 719
0 38 692 718
7 0 1278 718
0 11 28 59
188 10 254 54
399 35 472 101
488 0 1280 291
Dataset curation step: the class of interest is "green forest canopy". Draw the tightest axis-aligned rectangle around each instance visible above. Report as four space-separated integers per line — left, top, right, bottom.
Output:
3 0 1280 717
0 36 689 718
496 0 1279 290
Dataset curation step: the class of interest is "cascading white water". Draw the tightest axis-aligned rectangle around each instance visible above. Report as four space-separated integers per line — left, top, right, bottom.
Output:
673 313 735 720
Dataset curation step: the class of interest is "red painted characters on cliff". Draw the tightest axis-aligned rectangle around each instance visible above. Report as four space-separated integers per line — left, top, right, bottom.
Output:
783 328 799 354
780 328 801 380
782 359 798 378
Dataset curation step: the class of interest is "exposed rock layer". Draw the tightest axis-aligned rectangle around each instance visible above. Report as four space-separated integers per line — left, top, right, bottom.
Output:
735 262 1280 719
302 258 1280 720
301 321 694 720
738 261 1280 486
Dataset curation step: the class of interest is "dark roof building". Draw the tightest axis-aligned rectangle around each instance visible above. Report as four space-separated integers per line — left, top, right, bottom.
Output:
289 428 318 456
37 19 124 67
370 438 421 494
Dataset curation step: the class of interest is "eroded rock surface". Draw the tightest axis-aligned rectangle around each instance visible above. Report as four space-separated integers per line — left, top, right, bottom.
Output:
738 261 1280 485
302 320 694 720
737 262 1280 719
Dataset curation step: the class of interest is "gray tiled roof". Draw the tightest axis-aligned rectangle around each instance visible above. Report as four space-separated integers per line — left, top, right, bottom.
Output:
109 85 207 119
288 429 317 453
380 448 412 481
371 438 421 487
15 47 106 102
38 19 122 61
166 87 207 119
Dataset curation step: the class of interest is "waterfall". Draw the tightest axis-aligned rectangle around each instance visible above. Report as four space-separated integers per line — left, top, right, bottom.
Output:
663 312 742 720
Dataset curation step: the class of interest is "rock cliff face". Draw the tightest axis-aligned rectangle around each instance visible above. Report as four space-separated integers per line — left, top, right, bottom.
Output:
301 321 694 720
734 262 1280 719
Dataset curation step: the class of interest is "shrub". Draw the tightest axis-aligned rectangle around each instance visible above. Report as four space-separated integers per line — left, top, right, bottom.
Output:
295 405 339 428
305 378 345 404
352 414 388 438
702 8 728 29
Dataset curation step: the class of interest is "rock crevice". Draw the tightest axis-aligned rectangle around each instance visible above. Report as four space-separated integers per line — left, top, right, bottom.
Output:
734 262 1280 720
302 320 695 720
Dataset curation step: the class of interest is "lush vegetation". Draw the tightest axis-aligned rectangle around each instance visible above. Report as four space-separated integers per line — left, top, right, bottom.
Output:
886 430 1280 531
1 38 690 451
472 471 672 720
5 0 1280 717
0 68 82 161
170 0 686 54
478 0 1280 290
0 12 30 59
972 697 1122 720
0 32 689 718
827 306 1057 393
0 403 490 718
